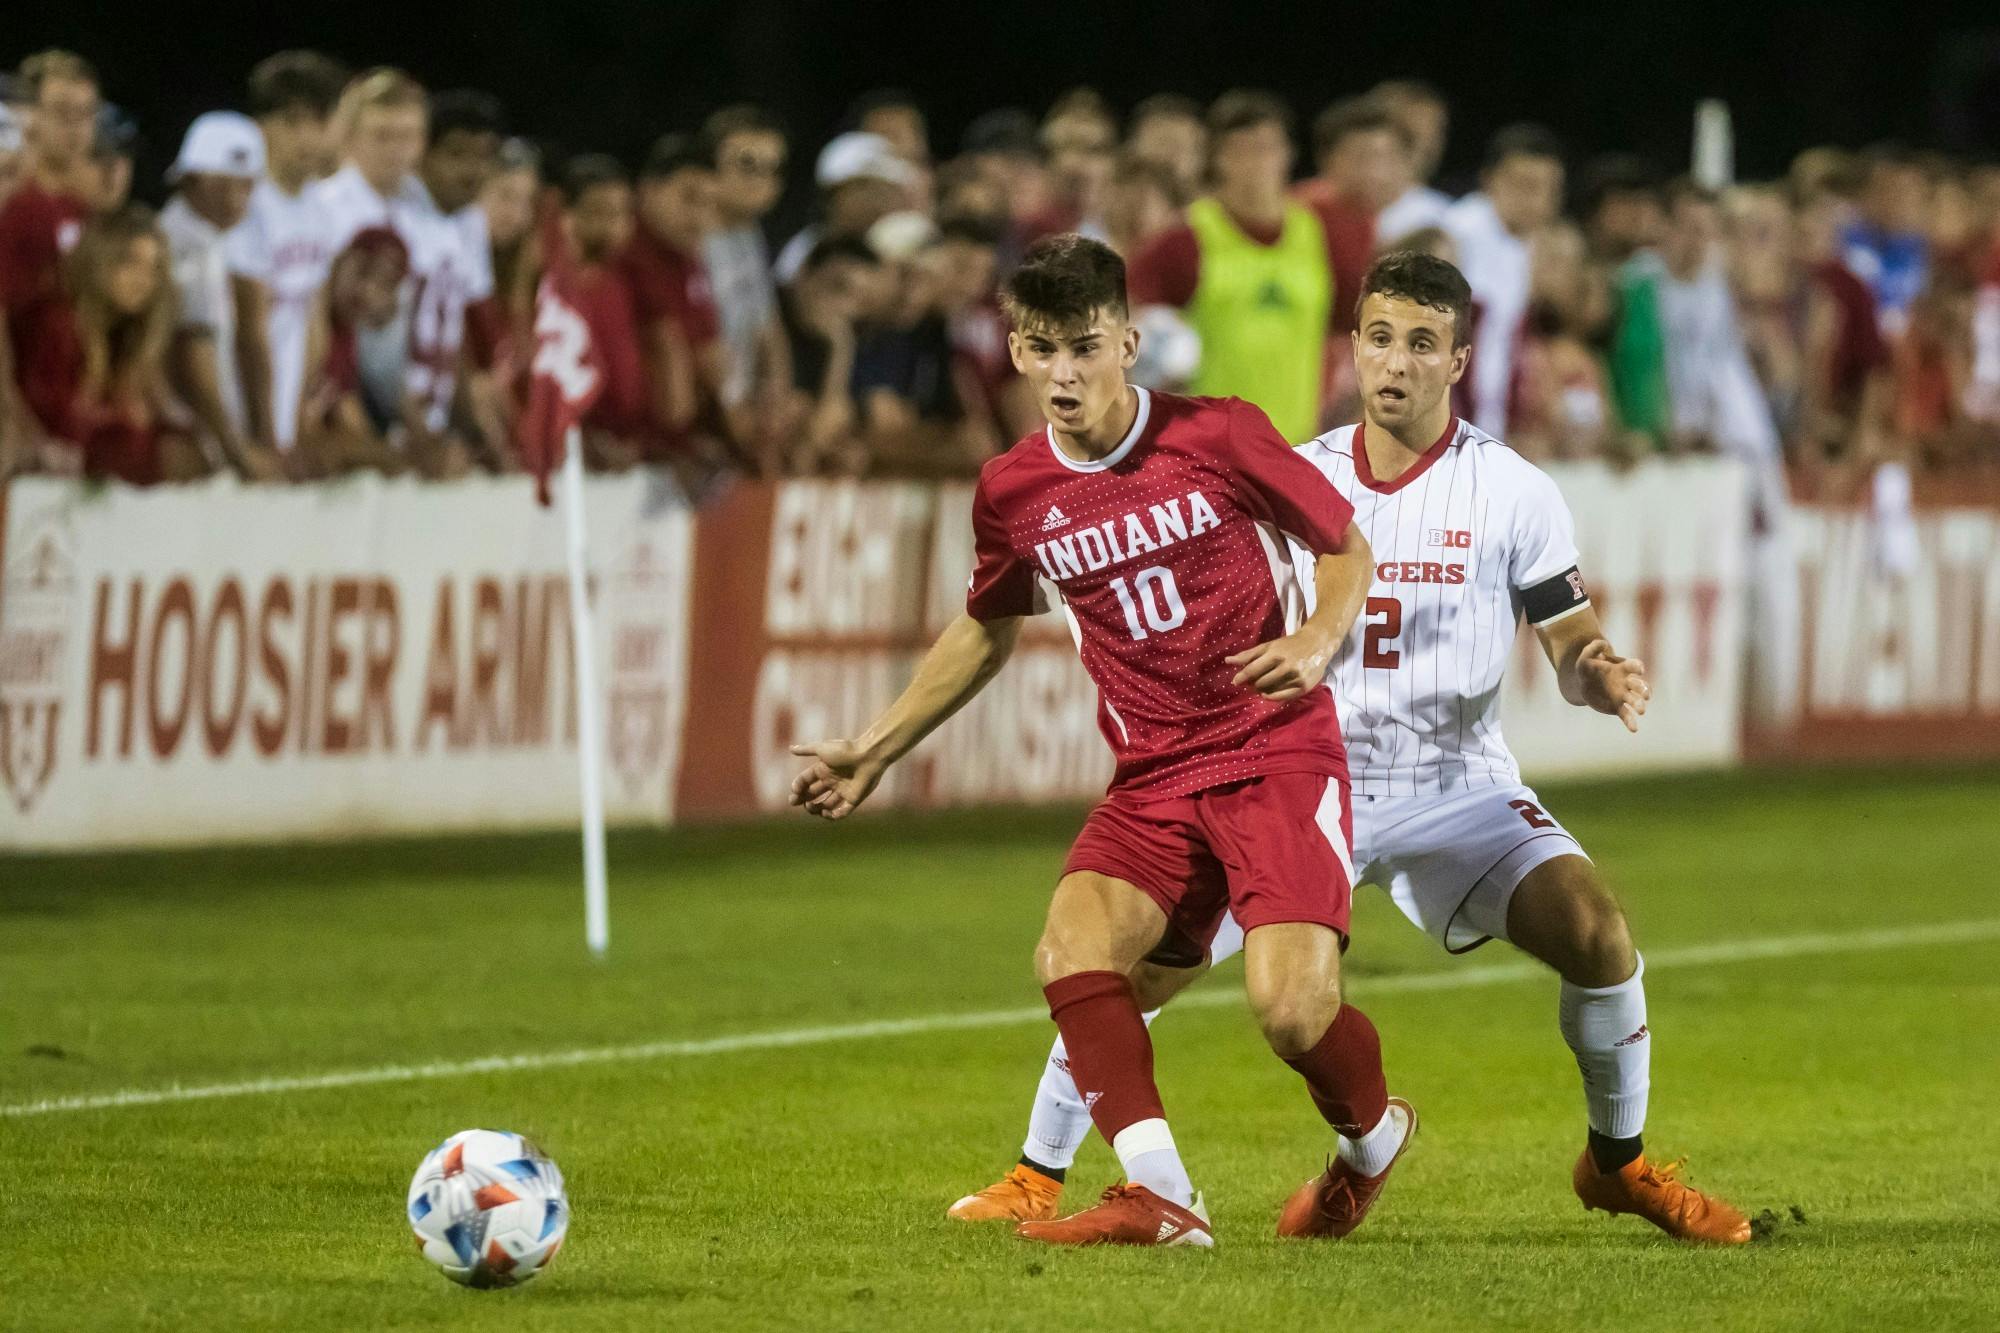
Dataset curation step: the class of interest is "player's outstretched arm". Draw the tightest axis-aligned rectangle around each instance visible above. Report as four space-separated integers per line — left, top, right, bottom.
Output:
790 612 1024 819
1538 607 1650 733
1227 521 1373 702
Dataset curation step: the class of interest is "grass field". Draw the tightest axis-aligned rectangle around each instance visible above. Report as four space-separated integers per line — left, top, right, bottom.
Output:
4 765 1999 1331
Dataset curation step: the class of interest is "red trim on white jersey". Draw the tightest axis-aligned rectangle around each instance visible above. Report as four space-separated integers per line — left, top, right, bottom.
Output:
1352 416 1461 496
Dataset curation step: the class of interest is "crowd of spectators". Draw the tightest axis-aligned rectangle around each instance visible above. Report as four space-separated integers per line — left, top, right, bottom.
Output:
2 47 1997 496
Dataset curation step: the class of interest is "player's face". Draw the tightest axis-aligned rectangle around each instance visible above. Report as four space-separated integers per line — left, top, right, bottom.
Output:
1351 293 1468 431
1008 310 1139 435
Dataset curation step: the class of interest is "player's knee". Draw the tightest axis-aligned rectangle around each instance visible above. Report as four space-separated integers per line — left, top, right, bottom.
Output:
1248 987 1340 1058
1559 887 1636 986
1033 924 1114 987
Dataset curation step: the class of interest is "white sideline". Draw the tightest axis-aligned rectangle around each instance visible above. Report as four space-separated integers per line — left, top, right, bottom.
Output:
6 916 1997 1120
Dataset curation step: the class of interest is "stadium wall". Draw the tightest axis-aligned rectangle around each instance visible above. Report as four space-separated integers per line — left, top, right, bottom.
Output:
0 456 1831 852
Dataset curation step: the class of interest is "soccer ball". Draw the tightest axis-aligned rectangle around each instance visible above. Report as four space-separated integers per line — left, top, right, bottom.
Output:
406 1128 570 1288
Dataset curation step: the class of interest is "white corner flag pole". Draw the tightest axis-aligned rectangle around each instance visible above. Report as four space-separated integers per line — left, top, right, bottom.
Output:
558 425 610 956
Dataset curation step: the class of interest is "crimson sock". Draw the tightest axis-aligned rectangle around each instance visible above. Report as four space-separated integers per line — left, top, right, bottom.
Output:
1041 971 1165 1142
1282 1003 1390 1138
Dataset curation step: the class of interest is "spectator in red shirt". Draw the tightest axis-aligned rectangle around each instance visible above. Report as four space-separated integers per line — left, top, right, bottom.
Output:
0 50 100 470
297 225 411 476
1295 97 1401 329
556 154 646 460
14 204 199 484
617 133 730 466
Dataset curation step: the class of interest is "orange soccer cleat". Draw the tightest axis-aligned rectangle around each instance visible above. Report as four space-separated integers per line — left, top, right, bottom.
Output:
1572 1150 1752 1244
1014 1183 1213 1248
946 1164 1064 1223
1276 1097 1418 1239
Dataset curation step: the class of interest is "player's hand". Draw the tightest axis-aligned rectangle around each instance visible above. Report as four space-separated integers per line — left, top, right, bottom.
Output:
1225 630 1333 703
788 738 887 820
1577 639 1649 733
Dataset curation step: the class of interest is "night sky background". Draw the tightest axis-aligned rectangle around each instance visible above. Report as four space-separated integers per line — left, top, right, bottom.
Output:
12 0 2000 227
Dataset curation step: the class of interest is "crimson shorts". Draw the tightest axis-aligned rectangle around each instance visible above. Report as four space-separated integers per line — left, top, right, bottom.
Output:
1060 771 1356 967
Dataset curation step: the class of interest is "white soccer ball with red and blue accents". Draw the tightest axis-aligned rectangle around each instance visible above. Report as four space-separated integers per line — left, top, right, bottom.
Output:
407 1128 570 1288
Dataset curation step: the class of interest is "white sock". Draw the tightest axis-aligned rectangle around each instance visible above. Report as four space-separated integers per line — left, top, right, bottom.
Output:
1021 1010 1159 1172
1335 1099 1408 1178
1558 955 1651 1141
1110 1118 1194 1207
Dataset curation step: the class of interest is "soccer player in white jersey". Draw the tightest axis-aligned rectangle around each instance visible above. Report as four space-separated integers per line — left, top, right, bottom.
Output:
951 251 1752 1245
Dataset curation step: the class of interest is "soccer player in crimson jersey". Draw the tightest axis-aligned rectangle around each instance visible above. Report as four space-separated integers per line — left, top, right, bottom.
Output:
791 234 1414 1248
952 252 1752 1245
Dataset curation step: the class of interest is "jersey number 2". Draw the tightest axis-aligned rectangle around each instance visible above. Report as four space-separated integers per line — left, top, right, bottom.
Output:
1110 567 1187 641
1363 596 1402 668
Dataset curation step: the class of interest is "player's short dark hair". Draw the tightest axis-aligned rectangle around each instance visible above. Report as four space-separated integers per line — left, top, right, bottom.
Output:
561 153 628 204
640 132 714 182
1002 233 1128 332
704 103 788 147
801 234 881 274
1207 89 1292 139
1483 122 1564 172
247 51 348 119
427 89 505 147
1312 97 1404 161
1356 250 1473 347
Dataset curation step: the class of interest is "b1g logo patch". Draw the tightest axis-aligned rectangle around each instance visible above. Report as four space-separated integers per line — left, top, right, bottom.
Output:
1425 529 1472 549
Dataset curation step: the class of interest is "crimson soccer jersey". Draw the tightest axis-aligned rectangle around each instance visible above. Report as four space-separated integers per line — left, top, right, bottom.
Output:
968 387 1356 795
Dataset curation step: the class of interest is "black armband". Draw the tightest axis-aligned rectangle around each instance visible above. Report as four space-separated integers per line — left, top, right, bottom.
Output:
1520 565 1590 626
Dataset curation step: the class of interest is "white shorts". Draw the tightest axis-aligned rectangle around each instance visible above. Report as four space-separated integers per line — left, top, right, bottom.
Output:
1203 782 1585 965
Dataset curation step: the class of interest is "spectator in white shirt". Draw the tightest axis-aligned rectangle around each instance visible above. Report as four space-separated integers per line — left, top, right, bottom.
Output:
1444 123 1565 435
231 50 346 465
311 68 428 452
160 111 281 480
702 103 789 425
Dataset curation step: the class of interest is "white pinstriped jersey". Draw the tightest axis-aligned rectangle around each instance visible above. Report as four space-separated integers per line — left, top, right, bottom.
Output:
1298 417 1588 796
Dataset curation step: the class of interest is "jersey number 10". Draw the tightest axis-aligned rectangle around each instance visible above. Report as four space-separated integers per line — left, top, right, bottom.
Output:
1110 567 1188 641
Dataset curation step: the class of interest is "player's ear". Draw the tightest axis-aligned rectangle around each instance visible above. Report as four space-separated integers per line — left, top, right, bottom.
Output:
1006 329 1028 374
1447 338 1471 385
1120 313 1141 370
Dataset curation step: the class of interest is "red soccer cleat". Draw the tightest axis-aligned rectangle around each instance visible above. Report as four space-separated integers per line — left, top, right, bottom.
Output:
1014 1183 1213 1248
1276 1096 1417 1239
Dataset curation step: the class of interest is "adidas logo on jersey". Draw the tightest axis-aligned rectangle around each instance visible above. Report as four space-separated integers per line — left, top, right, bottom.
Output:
1043 506 1070 530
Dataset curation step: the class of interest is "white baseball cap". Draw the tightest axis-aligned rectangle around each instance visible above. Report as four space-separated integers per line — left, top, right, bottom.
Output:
169 111 265 182
815 131 916 190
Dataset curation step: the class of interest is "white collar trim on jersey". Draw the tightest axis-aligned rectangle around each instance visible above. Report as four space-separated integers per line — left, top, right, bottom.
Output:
1045 386 1150 473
